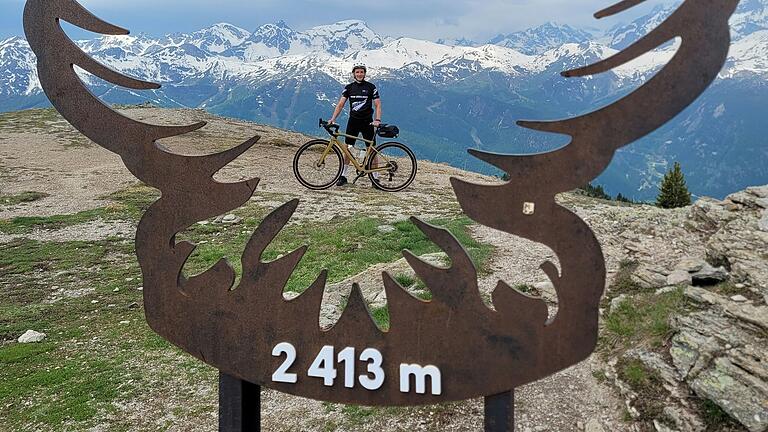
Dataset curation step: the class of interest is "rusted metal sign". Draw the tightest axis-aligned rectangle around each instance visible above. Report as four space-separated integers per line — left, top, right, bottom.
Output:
23 0 737 423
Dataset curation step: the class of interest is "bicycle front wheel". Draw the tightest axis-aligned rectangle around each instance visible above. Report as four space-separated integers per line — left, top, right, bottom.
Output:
293 139 343 190
367 142 417 192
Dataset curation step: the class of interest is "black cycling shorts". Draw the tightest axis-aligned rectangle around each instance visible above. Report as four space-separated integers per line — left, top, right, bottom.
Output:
345 116 374 147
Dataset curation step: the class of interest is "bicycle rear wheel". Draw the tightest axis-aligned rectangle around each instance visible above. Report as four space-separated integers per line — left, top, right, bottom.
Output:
293 139 343 190
367 142 417 192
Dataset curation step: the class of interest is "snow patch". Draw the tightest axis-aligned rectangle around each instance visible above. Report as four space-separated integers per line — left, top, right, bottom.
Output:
714 103 726 118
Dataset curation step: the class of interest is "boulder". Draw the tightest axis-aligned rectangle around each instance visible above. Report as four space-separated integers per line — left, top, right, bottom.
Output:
670 318 723 379
655 286 679 295
703 185 768 302
690 264 729 286
221 214 242 224
625 349 681 387
532 280 558 303
690 357 768 432
670 304 768 432
727 186 768 209
690 197 733 232
674 257 707 273
18 330 46 343
609 294 629 315
685 287 768 330
376 225 396 234
745 185 768 199
631 265 668 289
758 212 768 233
666 269 691 286
656 406 705 432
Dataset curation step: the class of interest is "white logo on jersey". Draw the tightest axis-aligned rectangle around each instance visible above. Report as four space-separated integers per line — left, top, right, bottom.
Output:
352 101 366 111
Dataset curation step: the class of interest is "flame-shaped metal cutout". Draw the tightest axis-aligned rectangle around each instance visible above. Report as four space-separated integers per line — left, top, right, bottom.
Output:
23 0 739 408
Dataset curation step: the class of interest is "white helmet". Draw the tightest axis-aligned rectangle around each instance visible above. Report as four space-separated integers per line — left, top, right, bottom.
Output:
352 63 367 73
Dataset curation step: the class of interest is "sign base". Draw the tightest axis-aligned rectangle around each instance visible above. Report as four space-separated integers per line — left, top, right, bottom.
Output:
218 372 516 431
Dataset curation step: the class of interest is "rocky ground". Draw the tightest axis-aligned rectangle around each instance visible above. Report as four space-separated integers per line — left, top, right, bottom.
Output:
1 107 766 432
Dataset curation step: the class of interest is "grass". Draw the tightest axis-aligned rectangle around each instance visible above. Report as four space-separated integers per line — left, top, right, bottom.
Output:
321 402 409 430
0 183 158 235
414 290 433 301
591 369 608 384
0 239 121 278
0 108 63 132
608 259 643 296
616 358 666 422
512 284 540 296
620 358 655 388
599 258 694 353
698 399 744 431
182 215 494 294
710 281 762 302
0 191 49 206
0 108 89 148
370 305 391 331
601 288 689 352
394 273 417 288
392 273 432 300
0 234 219 430
0 238 134 428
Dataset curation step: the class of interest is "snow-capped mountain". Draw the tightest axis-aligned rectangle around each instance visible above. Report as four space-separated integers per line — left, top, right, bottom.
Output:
490 22 594 55
344 38 464 71
730 0 768 37
225 21 299 60
1 1 767 201
223 20 385 61
605 0 768 49
183 23 252 54
723 30 768 77
304 20 386 54
77 33 159 57
435 37 479 47
603 4 677 49
0 37 37 96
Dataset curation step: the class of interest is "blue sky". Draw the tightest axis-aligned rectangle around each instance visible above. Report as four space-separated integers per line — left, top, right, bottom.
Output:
1 0 668 41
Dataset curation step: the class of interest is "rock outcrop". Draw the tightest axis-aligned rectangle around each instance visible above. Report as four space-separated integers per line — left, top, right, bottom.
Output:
697 186 768 304
603 186 768 432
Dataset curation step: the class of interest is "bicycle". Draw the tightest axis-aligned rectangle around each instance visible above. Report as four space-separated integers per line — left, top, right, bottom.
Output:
293 118 417 192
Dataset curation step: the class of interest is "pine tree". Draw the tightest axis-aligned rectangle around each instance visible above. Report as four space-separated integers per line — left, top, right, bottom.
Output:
656 162 692 208
579 183 612 200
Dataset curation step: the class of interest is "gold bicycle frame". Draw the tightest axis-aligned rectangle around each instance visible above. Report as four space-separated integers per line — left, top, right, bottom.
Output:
317 131 390 174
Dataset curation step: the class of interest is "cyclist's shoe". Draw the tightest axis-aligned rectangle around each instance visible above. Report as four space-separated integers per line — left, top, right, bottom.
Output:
336 176 348 187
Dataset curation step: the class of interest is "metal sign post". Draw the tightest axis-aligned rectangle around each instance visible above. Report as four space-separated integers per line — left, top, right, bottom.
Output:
485 391 515 431
219 374 261 432
23 0 738 430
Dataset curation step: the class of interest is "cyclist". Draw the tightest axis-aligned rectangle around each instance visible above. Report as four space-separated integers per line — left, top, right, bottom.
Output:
328 63 382 186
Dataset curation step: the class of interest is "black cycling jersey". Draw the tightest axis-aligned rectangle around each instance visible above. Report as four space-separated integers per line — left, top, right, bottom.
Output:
341 80 379 120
